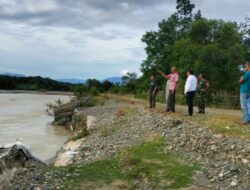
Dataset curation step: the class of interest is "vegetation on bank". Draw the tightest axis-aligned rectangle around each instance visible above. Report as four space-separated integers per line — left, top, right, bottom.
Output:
139 0 250 105
0 75 74 91
75 0 250 109
56 138 197 190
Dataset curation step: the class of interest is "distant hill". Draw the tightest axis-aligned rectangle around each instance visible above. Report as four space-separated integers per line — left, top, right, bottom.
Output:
104 77 122 84
0 75 74 91
57 77 122 84
57 78 85 84
0 73 26 77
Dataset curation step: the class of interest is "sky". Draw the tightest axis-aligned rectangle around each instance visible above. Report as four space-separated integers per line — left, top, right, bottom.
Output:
0 0 249 80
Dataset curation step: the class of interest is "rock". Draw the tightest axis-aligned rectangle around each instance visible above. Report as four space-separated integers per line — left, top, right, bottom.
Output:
55 111 73 121
242 158 249 164
52 118 70 126
229 165 240 172
0 142 45 190
171 119 182 127
213 134 223 139
230 144 236 150
211 145 217 151
231 179 238 187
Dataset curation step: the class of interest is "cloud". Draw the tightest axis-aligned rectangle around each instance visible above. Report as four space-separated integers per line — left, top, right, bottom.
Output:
120 69 129 76
0 0 175 30
0 0 249 79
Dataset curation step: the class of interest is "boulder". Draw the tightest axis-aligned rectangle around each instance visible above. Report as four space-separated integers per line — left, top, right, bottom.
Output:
0 142 45 189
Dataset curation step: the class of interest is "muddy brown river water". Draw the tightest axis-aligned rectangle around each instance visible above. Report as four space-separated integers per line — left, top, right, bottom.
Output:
0 93 70 161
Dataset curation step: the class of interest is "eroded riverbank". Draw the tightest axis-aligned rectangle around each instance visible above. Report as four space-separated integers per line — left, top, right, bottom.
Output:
8 96 250 189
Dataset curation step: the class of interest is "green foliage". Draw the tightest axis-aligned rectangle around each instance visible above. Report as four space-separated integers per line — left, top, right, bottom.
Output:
90 87 99 96
77 79 114 95
86 79 102 89
120 72 138 93
139 0 250 101
59 138 197 189
102 80 113 91
0 75 73 91
120 138 197 189
74 85 87 99
110 85 120 93
82 96 106 107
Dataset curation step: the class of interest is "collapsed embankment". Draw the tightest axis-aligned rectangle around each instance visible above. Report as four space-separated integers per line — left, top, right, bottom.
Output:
1 96 249 189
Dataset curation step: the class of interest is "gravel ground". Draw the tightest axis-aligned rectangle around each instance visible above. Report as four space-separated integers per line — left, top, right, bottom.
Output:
10 99 250 190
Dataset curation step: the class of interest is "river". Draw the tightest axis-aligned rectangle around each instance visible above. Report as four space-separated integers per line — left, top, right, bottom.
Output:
0 93 70 161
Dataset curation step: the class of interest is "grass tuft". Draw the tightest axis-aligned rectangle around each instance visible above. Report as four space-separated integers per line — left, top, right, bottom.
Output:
58 138 197 189
82 96 106 107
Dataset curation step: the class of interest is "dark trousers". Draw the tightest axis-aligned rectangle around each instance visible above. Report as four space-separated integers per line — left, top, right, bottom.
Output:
198 91 206 113
149 93 156 108
186 91 196 116
167 90 176 112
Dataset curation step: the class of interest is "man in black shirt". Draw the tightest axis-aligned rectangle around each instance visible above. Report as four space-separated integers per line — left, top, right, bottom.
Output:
148 75 157 108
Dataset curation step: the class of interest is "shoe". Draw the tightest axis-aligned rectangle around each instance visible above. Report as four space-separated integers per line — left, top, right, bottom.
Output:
198 111 205 114
166 109 170 112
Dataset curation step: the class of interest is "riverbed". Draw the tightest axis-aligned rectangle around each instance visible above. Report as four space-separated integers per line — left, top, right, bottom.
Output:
0 93 71 161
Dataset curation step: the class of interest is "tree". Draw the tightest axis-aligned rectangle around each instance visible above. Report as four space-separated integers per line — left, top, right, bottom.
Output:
121 72 138 93
176 0 195 17
102 80 113 91
176 0 195 34
140 0 247 97
85 79 101 89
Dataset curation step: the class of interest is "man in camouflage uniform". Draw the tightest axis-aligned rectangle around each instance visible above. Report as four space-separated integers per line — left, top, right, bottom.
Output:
148 75 158 108
197 73 209 114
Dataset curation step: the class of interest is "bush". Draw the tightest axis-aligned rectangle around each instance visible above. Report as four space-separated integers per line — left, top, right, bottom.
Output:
74 85 87 99
82 96 106 107
90 87 99 96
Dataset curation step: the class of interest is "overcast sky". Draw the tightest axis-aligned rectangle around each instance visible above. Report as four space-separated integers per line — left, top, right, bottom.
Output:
0 0 249 79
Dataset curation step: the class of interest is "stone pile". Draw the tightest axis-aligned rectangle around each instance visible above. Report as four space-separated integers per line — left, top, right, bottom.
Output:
164 123 250 189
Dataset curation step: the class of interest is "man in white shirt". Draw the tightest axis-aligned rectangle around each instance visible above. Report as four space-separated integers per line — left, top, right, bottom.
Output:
184 69 197 116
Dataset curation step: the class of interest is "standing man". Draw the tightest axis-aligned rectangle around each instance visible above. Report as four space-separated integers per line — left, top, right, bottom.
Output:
239 62 250 125
158 67 179 112
184 69 197 116
148 75 157 108
197 73 209 114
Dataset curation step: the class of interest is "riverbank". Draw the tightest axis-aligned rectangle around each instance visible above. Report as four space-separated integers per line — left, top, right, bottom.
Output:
9 95 249 189
0 90 74 96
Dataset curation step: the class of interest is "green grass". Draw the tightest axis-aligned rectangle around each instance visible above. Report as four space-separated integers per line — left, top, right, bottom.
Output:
120 138 197 189
69 159 127 183
57 138 197 189
82 96 106 107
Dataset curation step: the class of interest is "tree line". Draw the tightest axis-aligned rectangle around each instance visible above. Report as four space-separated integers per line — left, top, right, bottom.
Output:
0 75 73 91
118 0 249 108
